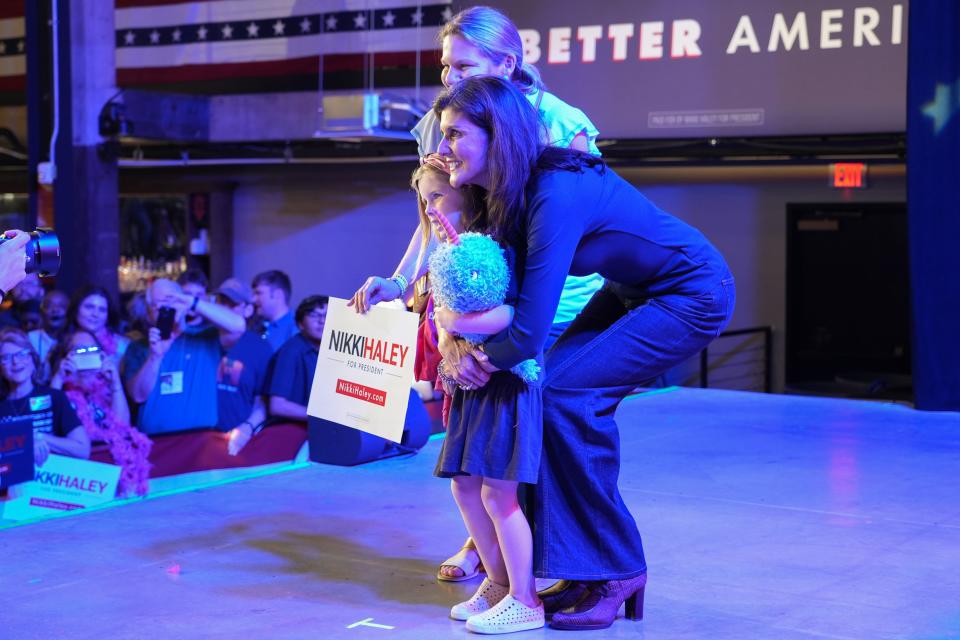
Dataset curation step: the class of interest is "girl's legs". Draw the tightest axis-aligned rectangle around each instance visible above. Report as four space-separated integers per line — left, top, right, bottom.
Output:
451 475 507 586
481 477 538 607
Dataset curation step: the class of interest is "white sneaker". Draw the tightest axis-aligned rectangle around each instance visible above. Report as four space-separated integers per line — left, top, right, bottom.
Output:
465 595 545 634
451 578 510 621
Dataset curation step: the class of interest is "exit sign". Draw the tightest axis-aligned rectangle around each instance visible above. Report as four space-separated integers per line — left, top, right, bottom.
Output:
831 163 868 188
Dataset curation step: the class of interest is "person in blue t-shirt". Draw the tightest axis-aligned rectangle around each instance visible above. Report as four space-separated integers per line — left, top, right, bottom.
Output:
265 295 328 423
122 278 246 436
213 278 273 455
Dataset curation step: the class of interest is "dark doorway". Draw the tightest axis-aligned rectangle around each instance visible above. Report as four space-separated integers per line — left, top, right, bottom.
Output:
786 202 912 401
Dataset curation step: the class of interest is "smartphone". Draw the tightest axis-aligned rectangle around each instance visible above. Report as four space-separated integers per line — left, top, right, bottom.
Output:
156 306 176 340
73 346 103 371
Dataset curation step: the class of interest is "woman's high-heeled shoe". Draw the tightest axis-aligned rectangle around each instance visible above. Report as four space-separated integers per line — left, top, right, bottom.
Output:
548 572 646 630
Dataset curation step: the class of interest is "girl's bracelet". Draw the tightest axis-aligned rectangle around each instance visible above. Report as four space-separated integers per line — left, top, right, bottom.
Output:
389 273 409 297
437 359 458 388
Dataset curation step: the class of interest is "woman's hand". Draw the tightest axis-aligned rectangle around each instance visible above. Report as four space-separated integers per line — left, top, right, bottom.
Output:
100 356 120 384
50 354 77 389
438 329 491 390
470 346 502 375
348 276 401 314
34 432 50 467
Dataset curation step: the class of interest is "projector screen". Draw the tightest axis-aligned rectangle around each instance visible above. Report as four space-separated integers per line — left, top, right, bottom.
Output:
478 0 908 139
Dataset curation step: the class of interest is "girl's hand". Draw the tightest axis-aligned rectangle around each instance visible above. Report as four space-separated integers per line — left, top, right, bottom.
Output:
433 305 460 333
348 276 400 314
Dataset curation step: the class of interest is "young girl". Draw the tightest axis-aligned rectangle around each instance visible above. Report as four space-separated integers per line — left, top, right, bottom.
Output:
414 154 545 634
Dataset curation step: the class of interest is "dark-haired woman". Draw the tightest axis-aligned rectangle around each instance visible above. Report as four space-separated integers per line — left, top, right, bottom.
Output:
433 76 735 631
67 285 131 365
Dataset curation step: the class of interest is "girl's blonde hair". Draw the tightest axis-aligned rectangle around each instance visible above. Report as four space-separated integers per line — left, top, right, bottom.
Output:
409 157 483 307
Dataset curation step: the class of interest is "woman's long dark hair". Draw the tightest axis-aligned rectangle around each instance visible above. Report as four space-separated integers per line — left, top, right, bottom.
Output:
434 76 603 246
66 285 121 335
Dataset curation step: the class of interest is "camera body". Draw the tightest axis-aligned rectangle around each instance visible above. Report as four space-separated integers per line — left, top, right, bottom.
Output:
0 228 61 277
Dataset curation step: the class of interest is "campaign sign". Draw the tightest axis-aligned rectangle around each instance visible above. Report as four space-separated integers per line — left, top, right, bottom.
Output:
308 298 419 443
0 421 33 488
1 454 121 521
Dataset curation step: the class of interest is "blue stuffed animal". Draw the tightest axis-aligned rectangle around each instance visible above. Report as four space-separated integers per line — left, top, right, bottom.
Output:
428 229 540 384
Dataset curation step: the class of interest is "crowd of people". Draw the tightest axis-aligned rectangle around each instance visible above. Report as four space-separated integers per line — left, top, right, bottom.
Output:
0 268 329 497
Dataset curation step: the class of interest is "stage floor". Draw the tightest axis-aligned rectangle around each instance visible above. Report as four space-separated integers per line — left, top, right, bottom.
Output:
2 388 959 639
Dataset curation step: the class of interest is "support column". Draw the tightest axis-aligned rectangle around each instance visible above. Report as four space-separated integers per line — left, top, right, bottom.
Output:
52 0 119 300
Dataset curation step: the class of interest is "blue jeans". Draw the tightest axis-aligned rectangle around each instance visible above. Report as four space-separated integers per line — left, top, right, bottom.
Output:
534 276 736 579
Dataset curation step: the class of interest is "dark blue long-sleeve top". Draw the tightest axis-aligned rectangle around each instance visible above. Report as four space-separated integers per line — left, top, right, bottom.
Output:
483 160 731 370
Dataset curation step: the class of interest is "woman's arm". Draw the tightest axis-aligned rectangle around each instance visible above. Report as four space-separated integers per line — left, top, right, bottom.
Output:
482 183 583 370
569 131 590 152
45 426 92 460
435 304 514 336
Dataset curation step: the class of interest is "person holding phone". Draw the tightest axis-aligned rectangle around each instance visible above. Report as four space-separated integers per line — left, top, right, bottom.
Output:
122 278 245 436
0 230 31 302
50 329 152 496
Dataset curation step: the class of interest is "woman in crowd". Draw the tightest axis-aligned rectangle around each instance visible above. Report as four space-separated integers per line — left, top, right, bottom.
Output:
431 76 736 630
49 329 152 496
350 4 602 583
66 285 131 366
0 328 89 465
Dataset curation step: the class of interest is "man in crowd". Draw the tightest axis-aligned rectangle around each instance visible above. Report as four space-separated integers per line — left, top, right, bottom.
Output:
266 295 328 423
122 278 245 435
213 278 273 455
251 270 296 352
177 268 210 333
0 272 44 328
28 290 69 382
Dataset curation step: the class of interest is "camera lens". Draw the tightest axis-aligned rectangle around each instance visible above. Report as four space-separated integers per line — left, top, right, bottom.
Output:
25 228 61 277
